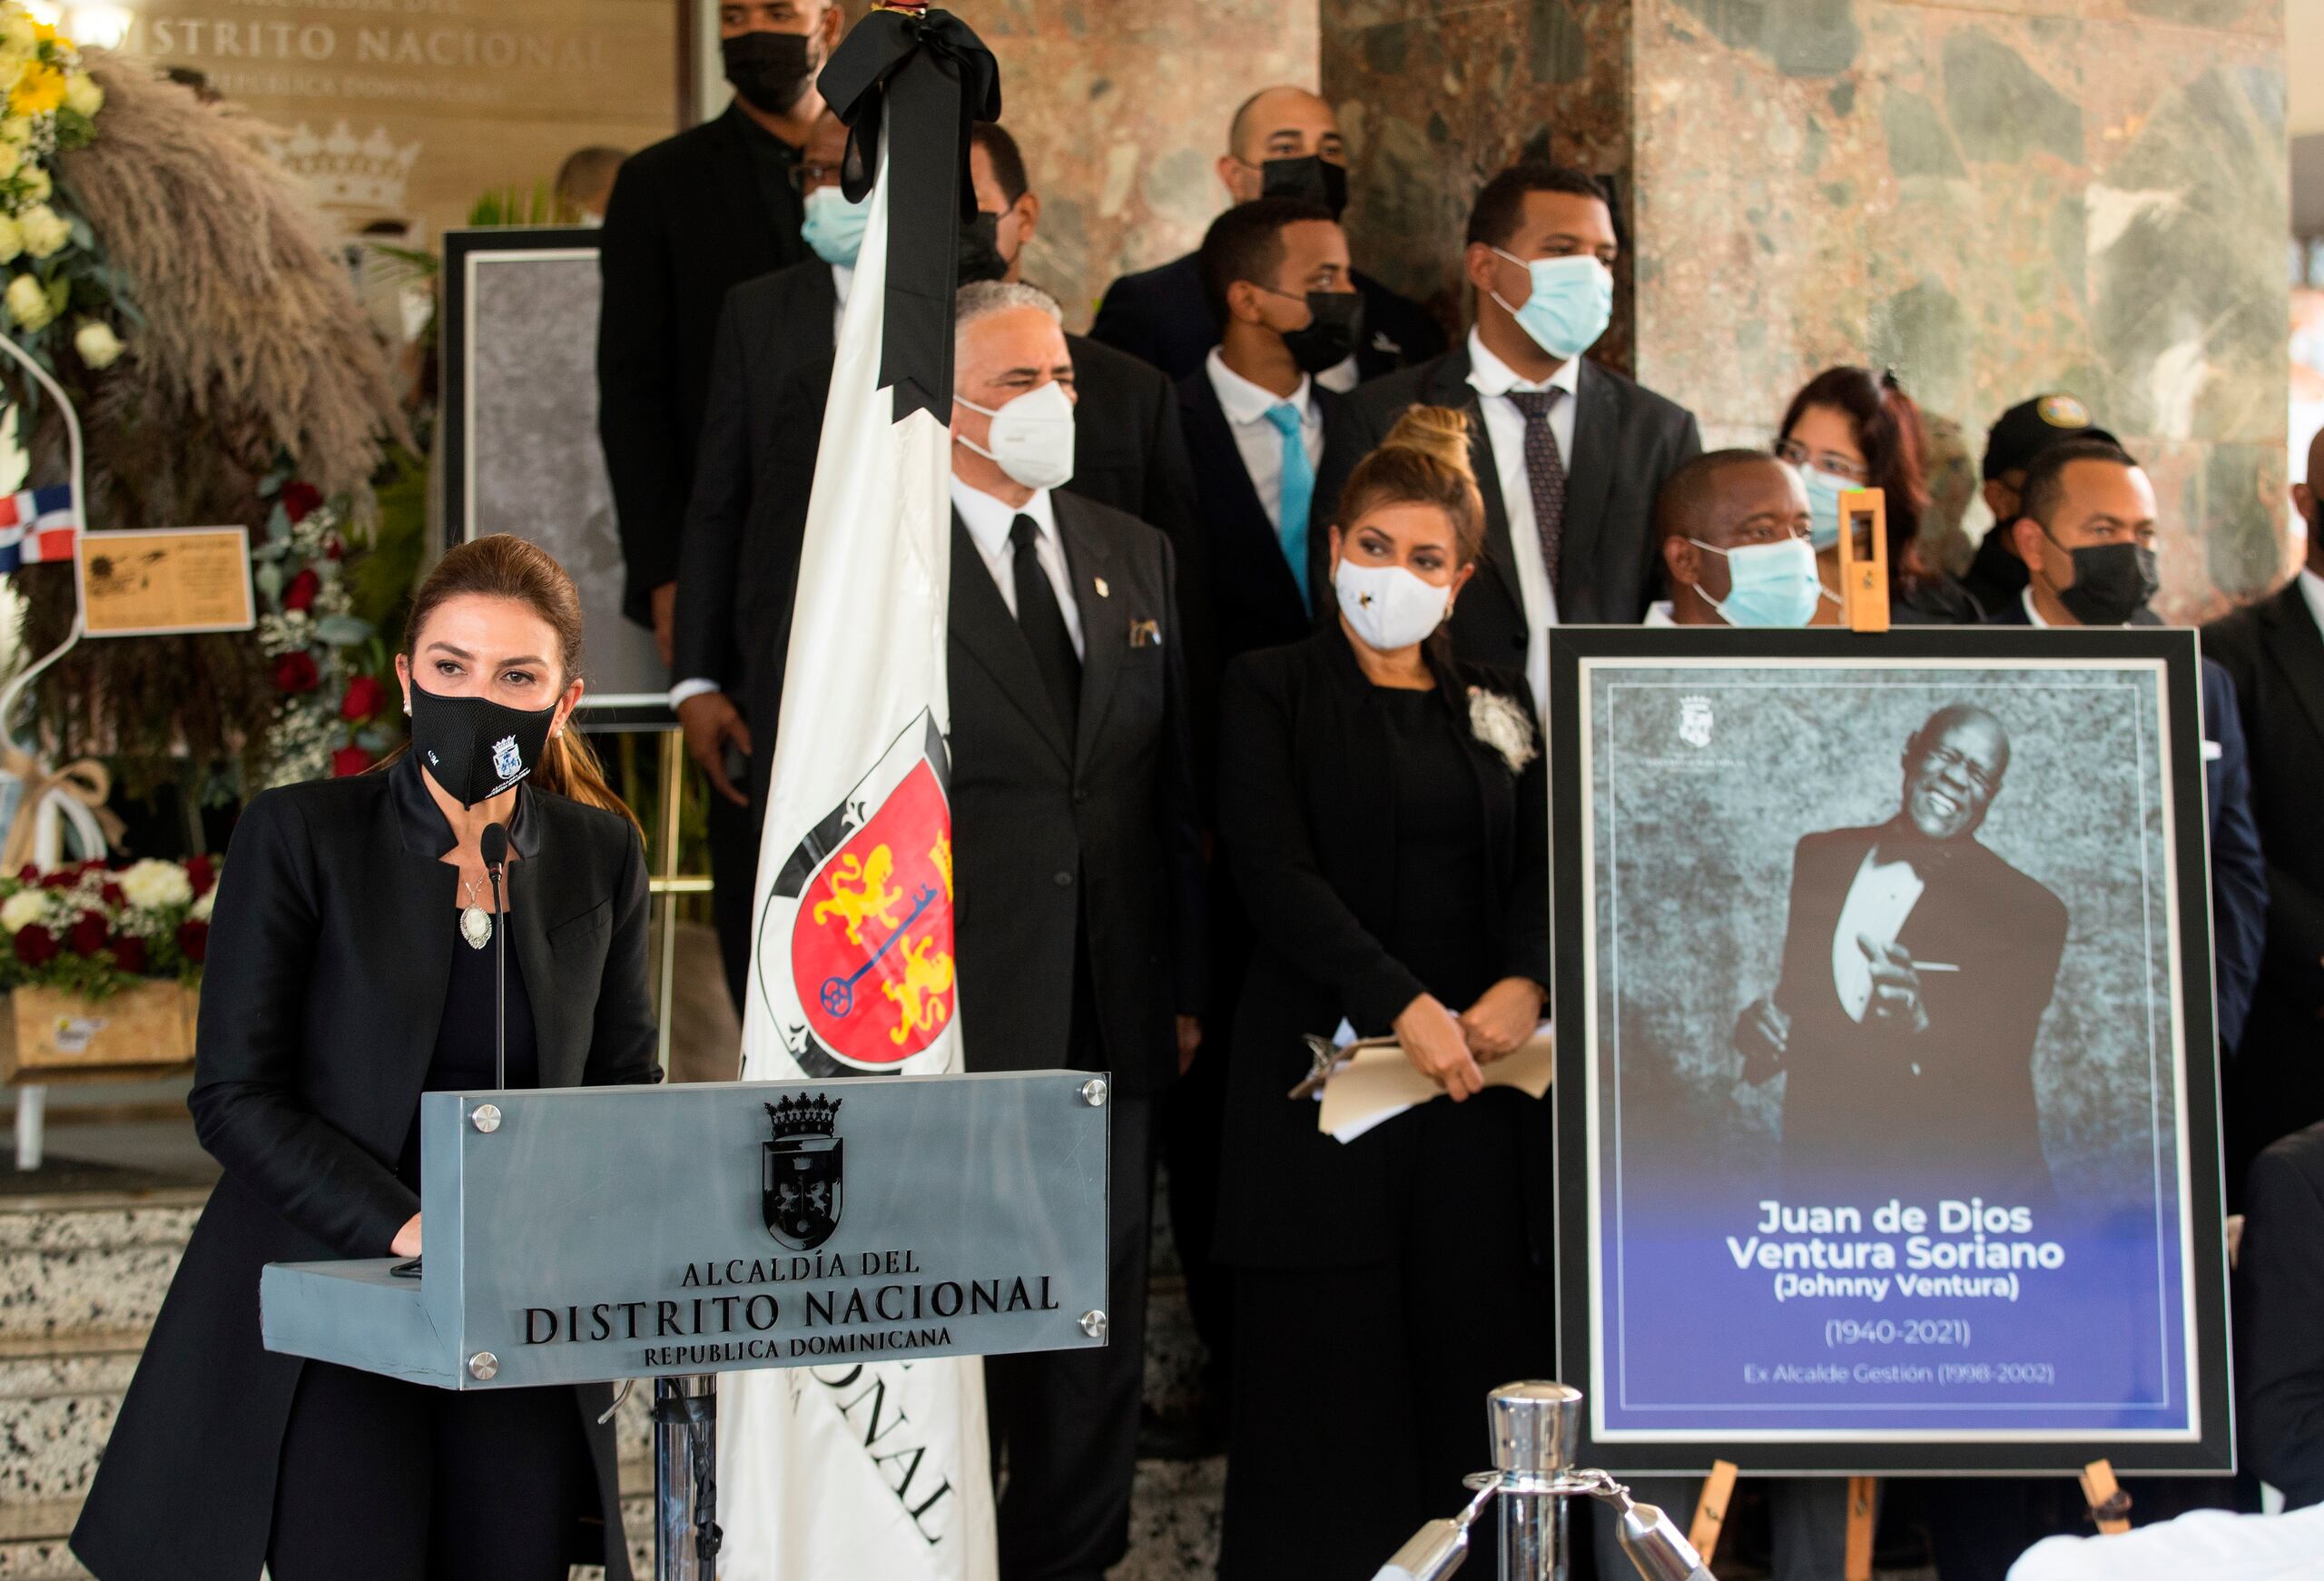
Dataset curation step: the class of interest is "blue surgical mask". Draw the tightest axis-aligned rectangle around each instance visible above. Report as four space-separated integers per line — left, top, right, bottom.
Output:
1688 535 1824 627
1796 465 1852 551
1490 250 1613 361
801 184 872 269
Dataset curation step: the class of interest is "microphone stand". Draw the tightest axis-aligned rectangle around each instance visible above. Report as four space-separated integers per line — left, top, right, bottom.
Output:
483 822 508 1092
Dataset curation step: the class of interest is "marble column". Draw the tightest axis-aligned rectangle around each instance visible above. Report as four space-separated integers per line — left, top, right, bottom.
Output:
1320 0 2290 615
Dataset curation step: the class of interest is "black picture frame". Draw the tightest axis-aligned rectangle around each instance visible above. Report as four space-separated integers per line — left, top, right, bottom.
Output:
1548 624 2231 1476
441 227 673 732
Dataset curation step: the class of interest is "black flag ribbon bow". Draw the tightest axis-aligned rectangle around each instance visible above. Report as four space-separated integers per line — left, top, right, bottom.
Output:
817 5 1002 423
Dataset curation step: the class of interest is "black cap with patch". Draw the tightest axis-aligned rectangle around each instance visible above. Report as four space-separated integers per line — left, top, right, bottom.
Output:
1982 393 2122 480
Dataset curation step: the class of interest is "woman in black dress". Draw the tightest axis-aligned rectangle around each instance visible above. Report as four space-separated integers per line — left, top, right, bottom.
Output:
74 536 660 1581
1213 407 1553 1580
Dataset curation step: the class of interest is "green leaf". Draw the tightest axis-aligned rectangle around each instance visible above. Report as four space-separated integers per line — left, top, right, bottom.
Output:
313 615 375 647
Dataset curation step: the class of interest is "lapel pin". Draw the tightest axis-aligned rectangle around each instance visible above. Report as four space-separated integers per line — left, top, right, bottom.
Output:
1094 577 1110 598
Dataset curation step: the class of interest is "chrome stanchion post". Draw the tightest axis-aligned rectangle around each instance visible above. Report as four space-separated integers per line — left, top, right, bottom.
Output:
1485 1380 1581 1581
654 1373 721 1581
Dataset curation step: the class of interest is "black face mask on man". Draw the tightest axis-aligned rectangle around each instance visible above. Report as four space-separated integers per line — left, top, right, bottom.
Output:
722 29 817 115
1261 155 1349 221
2053 539 2160 626
408 679 558 807
1276 290 1365 375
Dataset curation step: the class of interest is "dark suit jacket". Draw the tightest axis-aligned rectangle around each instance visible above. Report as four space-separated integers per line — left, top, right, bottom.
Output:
2238 1120 2324 1509
73 756 660 1581
947 494 1205 1097
2206 581 2324 1195
1088 250 1445 386
1761 822 2067 1202
675 278 1200 775
598 106 809 624
1209 628 1549 1268
1989 602 2269 1056
1327 345 1703 665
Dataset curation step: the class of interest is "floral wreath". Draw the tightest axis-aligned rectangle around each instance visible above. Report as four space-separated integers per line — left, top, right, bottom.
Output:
0 9 128 372
253 468 395 786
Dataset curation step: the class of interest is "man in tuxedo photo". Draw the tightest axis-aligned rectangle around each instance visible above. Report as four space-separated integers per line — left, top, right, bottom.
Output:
1732 703 2068 1203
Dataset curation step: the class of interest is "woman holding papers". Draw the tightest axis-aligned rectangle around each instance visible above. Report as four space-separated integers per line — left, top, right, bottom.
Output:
1209 407 1552 1580
74 537 659 1581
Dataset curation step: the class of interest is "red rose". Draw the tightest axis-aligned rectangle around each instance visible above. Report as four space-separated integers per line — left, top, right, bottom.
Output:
340 675 385 722
186 855 215 897
324 535 345 561
39 869 75 888
273 652 320 693
14 925 55 966
15 865 34 883
331 744 373 778
281 568 320 614
281 481 322 523
99 881 123 906
69 913 107 956
176 919 208 963
111 934 146 974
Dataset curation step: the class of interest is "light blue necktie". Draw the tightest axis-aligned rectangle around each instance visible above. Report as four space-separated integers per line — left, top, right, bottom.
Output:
1263 401 1315 614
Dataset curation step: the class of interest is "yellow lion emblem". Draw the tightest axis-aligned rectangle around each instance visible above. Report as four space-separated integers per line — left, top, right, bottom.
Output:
812 845 904 946
881 934 955 1044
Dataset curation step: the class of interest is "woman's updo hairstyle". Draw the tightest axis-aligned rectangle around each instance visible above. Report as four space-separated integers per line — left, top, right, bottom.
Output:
1333 405 1488 566
390 534 642 836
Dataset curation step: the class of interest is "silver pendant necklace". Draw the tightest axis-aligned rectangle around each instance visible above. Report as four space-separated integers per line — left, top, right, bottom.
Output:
459 877 492 951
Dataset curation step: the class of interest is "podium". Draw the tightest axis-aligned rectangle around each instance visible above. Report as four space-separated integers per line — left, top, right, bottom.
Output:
261 1071 1112 1577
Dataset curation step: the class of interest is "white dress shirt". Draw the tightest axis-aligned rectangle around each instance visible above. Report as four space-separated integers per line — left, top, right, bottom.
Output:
1315 351 1359 394
1831 849 1925 1023
950 474 1085 658
1466 328 1578 708
665 262 861 713
2300 566 2324 641
1643 600 1676 627
1204 347 1323 534
2008 1503 2324 1581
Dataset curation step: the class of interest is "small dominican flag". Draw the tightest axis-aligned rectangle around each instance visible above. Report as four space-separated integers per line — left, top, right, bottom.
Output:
0 484 75 572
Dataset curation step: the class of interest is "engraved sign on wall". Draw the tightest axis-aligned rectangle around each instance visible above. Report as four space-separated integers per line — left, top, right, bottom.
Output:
117 0 676 241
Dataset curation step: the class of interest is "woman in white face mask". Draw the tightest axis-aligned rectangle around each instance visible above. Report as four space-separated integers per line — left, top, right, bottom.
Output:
1207 407 1552 1581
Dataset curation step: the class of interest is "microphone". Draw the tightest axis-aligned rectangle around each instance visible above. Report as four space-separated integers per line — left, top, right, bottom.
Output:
481 823 508 1092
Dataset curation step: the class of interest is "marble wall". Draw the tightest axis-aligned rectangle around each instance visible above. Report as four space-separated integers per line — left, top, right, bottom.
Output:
1318 0 2291 617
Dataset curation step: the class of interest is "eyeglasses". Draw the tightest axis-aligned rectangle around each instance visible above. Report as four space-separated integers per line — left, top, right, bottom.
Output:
1776 439 1871 484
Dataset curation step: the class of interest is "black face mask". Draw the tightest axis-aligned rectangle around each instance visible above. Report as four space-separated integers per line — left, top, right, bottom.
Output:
1277 290 1366 375
408 679 558 807
2054 541 2160 626
723 29 817 115
1261 154 1349 221
957 212 1009 286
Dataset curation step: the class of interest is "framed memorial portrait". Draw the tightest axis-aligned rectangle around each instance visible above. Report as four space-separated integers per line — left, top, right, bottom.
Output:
1549 627 2231 1475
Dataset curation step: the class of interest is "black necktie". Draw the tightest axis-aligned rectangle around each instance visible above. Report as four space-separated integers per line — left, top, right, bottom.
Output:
1507 389 1568 594
1009 515 1080 739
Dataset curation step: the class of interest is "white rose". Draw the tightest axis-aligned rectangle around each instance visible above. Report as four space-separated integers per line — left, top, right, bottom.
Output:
0 143 23 183
0 16 34 54
72 318 119 368
61 73 99 119
0 887 49 934
18 203 65 259
190 886 216 924
19 165 52 203
0 213 25 265
120 859 193 911
0 115 34 146
5 272 50 329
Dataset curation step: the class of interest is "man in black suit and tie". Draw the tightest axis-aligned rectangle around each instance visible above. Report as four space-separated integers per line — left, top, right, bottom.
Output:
669 119 1196 1010
2205 425 2324 1205
1089 85 1443 390
1735 705 2068 1203
2239 1119 2324 1508
945 280 1205 1581
1330 162 1702 706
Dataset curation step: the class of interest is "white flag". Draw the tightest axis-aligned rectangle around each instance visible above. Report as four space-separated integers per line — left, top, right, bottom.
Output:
716 112 997 1581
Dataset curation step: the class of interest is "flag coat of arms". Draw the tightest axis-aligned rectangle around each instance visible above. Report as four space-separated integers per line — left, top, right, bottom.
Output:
716 17 1000 1576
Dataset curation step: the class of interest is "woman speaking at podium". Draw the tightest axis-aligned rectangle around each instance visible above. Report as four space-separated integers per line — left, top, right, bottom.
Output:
74 536 659 1581
1209 409 1554 1580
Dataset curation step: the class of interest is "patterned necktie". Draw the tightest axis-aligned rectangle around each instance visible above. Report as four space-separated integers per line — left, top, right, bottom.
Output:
1262 402 1315 615
1506 388 1568 595
1009 515 1080 740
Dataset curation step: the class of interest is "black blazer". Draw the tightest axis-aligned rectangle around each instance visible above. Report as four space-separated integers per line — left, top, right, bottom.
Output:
948 495 1206 1097
598 106 809 624
1088 250 1446 385
679 315 1202 811
73 758 659 1581
2239 1119 2324 1509
1209 628 1548 1268
1759 822 2066 1203
1324 346 1703 663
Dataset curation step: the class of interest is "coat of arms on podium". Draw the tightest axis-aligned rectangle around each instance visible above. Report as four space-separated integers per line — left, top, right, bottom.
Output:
763 1093 844 1250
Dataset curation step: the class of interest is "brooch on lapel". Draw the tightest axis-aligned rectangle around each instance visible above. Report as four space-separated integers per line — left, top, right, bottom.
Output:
1468 687 1536 774
1128 618 1161 648
1094 577 1110 598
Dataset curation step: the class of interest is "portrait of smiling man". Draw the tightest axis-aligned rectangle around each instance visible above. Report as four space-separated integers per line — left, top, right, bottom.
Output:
1732 702 2070 1205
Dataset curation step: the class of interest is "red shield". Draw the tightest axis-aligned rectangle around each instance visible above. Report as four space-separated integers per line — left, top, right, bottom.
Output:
789 760 956 1068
